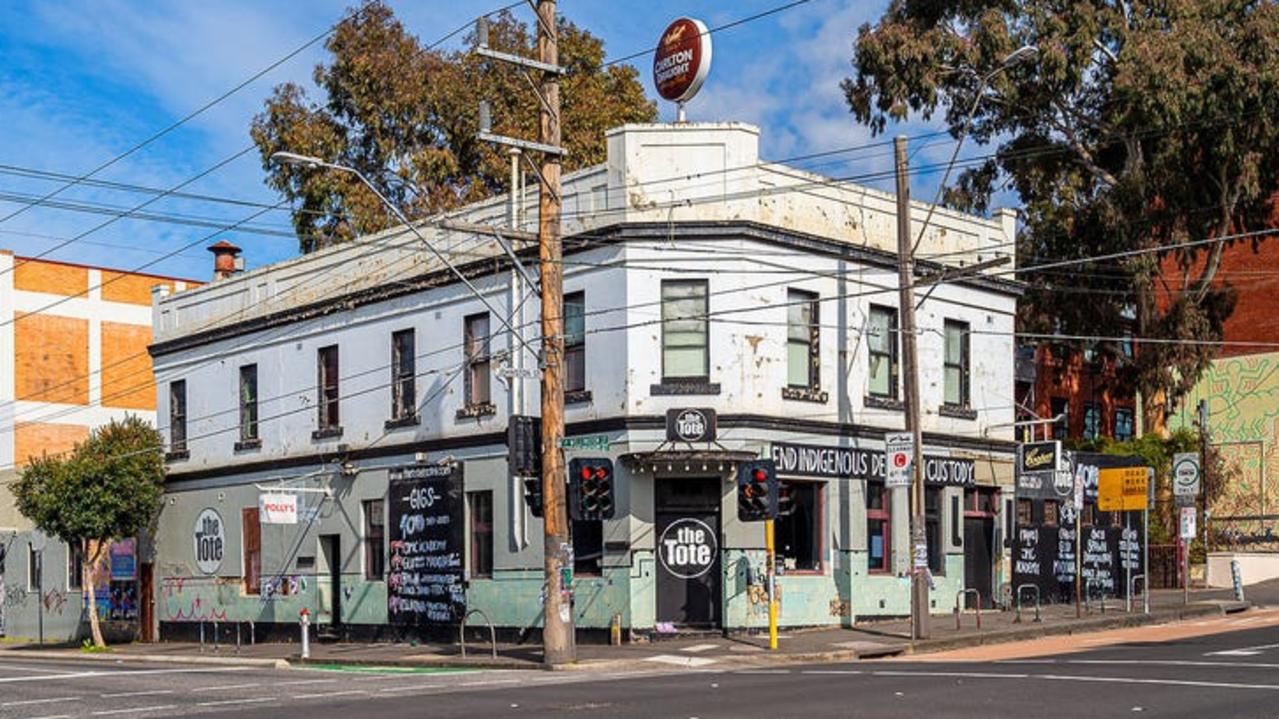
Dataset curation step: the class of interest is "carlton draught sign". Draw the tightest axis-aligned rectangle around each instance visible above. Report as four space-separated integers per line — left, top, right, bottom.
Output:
653 17 713 102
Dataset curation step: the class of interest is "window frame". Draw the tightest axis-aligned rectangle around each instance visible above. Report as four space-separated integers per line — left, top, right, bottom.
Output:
242 507 261 596
1114 408 1134 442
1082 402 1101 441
942 319 970 408
467 490 494 579
239 364 259 442
866 480 891 573
316 345 340 430
660 279 710 382
169 379 187 452
391 329 417 421
363 499 386 581
924 486 944 575
776 479 825 574
27 544 40 592
463 313 492 408
564 291 586 394
67 542 83 591
867 305 900 399
786 289 820 390
1051 397 1070 440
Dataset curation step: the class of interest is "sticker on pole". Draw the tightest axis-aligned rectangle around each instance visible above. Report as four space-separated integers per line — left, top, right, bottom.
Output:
885 432 913 488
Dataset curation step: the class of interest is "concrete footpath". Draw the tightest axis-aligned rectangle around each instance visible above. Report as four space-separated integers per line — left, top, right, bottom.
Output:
0 585 1260 673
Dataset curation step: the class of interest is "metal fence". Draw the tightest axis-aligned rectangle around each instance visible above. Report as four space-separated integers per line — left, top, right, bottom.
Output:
1148 543 1181 589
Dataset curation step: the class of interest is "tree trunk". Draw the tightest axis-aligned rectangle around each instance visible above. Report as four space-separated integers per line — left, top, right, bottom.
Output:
84 540 106 648
1142 387 1170 439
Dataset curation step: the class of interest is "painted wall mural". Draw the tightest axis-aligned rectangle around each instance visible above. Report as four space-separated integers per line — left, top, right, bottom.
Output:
1174 352 1279 549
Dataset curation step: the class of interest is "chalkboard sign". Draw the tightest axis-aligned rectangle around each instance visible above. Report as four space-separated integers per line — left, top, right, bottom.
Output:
387 463 465 626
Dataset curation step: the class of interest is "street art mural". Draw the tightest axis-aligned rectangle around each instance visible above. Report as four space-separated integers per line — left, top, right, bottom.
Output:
1174 352 1279 550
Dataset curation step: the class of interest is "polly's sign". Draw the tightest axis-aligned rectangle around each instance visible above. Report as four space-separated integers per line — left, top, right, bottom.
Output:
653 17 713 103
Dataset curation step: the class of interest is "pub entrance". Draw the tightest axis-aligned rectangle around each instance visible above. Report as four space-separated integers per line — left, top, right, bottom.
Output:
655 477 722 628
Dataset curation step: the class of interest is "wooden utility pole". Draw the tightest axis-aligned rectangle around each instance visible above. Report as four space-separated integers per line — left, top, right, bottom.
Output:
894 136 930 640
536 0 573 667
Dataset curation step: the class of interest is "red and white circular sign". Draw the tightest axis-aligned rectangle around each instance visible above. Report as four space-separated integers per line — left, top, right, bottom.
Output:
652 17 713 103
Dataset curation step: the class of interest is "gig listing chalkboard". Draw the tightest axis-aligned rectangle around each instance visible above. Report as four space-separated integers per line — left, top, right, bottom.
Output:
387 463 465 626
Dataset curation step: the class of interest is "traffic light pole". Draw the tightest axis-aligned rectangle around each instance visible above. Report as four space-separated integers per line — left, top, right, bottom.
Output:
894 136 931 641
535 0 574 667
765 518 778 650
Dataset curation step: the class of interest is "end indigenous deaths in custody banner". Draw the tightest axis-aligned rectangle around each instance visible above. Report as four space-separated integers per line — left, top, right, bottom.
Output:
387 464 466 626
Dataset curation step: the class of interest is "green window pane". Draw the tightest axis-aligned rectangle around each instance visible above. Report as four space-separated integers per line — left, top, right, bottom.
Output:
787 342 809 386
944 366 962 405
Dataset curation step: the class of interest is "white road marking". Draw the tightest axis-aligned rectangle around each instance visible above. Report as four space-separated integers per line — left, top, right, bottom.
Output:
1207 642 1279 657
277 678 340 686
644 654 718 667
291 690 367 700
1038 673 1279 691
735 670 791 675
0 663 79 675
26 715 70 719
191 681 262 692
100 689 174 698
459 679 523 687
91 705 178 716
377 684 446 693
0 696 79 707
801 670 863 675
681 644 721 653
1064 659 1279 669
0 666 248 684
195 697 276 708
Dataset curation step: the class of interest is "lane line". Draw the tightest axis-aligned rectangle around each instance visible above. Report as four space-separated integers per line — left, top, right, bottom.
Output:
190 681 262 692
291 690 368 700
101 690 175 698
1063 659 1279 669
0 666 248 684
196 697 276 708
0 663 79 675
277 678 340 686
377 684 446 693
735 670 791 675
1207 642 1279 657
459 679 523 687
873 671 1030 679
26 715 70 719
801 670 863 675
91 705 178 716
1037 673 1279 691
0 697 79 707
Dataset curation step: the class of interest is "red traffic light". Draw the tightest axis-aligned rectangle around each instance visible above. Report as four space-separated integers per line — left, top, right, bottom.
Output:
753 468 768 482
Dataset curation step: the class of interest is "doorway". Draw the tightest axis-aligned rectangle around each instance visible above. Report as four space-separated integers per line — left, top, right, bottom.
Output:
317 535 342 628
139 562 155 642
655 477 722 628
963 487 998 609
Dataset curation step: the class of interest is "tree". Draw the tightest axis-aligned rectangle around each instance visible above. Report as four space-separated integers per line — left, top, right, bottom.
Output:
844 0 1279 434
251 2 657 252
13 417 165 648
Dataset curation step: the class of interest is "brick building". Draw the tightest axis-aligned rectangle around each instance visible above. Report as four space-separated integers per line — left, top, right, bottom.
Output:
0 250 197 640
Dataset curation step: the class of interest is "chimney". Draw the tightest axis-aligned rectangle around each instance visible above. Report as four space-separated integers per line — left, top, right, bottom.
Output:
207 239 243 281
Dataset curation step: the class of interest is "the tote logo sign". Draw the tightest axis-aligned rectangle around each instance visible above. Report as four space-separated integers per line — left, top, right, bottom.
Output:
666 408 717 443
193 508 225 575
659 518 717 579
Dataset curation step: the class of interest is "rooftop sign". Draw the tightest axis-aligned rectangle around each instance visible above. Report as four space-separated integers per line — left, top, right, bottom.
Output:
653 17 712 104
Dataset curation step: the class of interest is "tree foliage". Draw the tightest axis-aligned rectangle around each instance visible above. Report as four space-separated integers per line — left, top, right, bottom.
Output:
845 0 1279 432
251 2 656 252
13 416 165 646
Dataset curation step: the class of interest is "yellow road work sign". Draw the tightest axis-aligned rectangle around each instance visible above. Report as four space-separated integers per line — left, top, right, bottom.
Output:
1098 466 1150 511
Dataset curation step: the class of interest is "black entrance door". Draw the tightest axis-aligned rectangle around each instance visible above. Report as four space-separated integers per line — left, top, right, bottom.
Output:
963 517 995 609
655 477 722 628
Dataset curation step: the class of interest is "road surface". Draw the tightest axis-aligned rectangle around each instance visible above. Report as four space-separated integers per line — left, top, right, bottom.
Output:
4 610 1279 718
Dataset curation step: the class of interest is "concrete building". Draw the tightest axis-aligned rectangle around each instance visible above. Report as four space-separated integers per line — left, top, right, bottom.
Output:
0 252 196 640
149 123 1020 642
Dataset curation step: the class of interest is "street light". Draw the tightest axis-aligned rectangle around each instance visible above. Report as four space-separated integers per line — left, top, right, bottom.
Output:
269 151 536 360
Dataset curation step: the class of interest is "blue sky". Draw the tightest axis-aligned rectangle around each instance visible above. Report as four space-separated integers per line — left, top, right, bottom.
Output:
0 0 975 281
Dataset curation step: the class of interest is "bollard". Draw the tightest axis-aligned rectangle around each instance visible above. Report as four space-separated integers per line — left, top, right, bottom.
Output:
199 621 205 653
300 608 311 660
1231 559 1246 602
236 622 241 654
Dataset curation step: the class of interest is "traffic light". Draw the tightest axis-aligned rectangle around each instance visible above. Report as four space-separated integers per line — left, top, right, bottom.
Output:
568 458 615 521
737 459 778 522
523 477 543 518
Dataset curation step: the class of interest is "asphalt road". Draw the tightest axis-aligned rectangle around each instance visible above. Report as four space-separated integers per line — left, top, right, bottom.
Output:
7 616 1279 718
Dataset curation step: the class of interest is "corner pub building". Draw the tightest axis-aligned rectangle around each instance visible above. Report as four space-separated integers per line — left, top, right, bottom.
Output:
148 122 1020 642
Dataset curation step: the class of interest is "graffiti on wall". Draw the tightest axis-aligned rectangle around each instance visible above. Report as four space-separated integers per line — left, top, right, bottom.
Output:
161 576 229 622
1176 353 1279 549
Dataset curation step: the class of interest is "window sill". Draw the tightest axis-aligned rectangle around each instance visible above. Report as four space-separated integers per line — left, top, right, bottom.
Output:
164 449 189 462
384 415 421 431
864 395 904 411
782 386 828 404
650 380 720 396
233 438 261 452
311 426 344 441
456 402 496 420
938 404 978 420
565 389 593 405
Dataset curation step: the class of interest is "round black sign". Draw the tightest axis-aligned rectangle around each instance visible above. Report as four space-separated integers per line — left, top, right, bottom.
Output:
674 409 708 442
659 517 718 579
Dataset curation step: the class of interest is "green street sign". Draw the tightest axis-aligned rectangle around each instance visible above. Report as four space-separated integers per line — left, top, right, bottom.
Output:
557 435 611 451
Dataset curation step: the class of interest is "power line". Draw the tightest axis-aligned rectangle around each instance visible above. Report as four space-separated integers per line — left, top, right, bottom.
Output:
603 0 813 67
